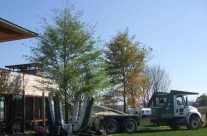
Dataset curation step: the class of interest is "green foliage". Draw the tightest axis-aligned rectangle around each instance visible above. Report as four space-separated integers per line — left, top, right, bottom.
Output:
197 106 207 114
106 30 146 83
112 128 207 136
196 94 207 107
29 8 109 121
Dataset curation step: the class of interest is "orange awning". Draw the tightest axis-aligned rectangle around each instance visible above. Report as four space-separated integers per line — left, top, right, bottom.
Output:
0 18 38 43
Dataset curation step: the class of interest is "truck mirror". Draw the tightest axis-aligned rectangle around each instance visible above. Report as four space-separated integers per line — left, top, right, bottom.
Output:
186 97 188 105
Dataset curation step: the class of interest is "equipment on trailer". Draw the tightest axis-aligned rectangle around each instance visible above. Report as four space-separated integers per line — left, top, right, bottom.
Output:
45 92 94 135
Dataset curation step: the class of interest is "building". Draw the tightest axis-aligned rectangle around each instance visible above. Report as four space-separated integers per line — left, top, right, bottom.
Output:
0 18 37 42
0 18 50 133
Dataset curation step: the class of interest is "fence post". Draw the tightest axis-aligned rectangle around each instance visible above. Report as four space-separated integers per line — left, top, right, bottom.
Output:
205 113 207 127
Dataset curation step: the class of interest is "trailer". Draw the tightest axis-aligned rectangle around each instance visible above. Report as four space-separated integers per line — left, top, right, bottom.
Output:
44 93 142 135
92 105 141 134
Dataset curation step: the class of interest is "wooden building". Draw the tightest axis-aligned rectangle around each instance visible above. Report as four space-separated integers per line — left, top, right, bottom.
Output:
0 17 37 42
0 18 51 133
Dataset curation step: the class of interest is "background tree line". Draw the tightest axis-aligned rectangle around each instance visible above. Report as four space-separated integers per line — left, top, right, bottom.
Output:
29 7 170 121
196 94 207 106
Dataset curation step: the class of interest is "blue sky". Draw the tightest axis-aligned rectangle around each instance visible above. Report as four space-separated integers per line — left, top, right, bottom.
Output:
0 0 207 99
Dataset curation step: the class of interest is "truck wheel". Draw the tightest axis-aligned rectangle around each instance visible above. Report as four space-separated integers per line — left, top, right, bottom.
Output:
187 116 200 130
105 119 119 134
121 119 137 133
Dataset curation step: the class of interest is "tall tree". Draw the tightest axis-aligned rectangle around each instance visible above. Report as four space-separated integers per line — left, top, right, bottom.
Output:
105 30 151 112
139 65 171 107
29 8 107 122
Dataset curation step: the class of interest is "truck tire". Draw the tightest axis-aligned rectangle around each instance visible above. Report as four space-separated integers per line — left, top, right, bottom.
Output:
187 116 200 130
105 119 119 134
121 118 137 133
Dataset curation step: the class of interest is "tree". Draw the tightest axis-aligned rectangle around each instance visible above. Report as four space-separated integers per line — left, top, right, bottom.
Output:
29 8 108 122
105 30 151 112
139 65 171 107
196 94 207 106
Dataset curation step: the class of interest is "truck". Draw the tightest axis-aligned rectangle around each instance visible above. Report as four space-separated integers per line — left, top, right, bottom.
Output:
44 90 202 135
146 90 201 130
91 90 201 134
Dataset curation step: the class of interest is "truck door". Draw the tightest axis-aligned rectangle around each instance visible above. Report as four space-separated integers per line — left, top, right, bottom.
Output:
174 95 186 117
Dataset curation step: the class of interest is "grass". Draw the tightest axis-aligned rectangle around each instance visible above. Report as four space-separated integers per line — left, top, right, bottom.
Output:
197 106 207 114
7 128 207 136
112 128 207 136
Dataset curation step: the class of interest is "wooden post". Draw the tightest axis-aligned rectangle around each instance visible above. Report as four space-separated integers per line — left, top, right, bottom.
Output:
22 74 25 133
22 91 25 133
33 97 35 125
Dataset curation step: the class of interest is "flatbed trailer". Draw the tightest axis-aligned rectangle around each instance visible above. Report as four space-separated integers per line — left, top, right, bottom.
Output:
92 106 140 134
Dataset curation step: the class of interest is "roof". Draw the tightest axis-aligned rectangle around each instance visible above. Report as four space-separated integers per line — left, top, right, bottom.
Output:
5 63 38 70
170 90 199 95
0 18 38 43
5 63 40 75
153 92 169 96
151 90 198 96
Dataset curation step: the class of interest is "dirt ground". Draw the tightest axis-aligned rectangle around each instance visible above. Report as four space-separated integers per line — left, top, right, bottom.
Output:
201 113 207 127
201 114 206 120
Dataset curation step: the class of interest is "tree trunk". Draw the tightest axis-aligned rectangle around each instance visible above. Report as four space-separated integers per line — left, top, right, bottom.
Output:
123 67 126 113
64 89 68 123
72 94 81 122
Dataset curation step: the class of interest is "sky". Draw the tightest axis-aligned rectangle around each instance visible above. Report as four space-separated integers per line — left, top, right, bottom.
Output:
0 0 207 100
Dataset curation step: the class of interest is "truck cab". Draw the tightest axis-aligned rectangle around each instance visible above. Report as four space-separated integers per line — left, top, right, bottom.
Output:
148 90 201 130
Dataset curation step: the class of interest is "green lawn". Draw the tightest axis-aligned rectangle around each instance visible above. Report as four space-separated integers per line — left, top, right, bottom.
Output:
197 106 207 114
112 128 207 136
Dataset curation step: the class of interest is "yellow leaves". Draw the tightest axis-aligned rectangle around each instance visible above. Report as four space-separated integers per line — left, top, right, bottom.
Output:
106 30 152 111
126 72 148 107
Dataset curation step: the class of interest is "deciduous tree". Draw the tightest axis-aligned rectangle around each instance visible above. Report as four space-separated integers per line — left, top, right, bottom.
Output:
29 8 108 122
139 65 171 107
105 30 151 112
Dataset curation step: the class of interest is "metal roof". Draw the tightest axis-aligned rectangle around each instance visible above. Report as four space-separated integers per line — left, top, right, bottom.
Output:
150 90 198 96
0 18 38 43
5 63 41 76
170 90 199 95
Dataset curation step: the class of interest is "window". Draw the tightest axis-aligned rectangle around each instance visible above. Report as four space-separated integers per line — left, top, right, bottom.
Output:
0 97 5 122
25 97 33 120
176 96 184 105
13 95 23 120
35 97 42 120
155 96 167 106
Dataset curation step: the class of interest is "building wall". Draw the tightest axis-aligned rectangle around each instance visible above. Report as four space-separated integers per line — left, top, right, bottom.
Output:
0 69 57 96
0 69 57 129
